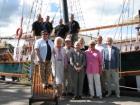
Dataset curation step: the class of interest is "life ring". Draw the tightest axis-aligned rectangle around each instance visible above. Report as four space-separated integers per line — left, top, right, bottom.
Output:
16 28 23 39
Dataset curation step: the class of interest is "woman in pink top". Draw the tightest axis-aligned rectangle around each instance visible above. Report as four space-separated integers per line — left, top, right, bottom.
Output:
85 40 102 99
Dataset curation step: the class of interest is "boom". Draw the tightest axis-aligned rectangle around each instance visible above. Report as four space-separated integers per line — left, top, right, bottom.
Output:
80 21 140 32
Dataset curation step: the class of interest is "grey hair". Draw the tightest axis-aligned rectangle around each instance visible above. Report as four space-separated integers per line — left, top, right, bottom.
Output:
88 40 96 45
54 37 64 46
106 37 113 43
78 37 85 44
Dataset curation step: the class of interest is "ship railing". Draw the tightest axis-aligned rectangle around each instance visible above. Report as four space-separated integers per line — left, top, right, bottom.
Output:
119 70 140 76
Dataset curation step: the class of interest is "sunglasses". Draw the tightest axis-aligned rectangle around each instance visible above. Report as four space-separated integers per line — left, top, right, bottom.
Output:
42 32 49 35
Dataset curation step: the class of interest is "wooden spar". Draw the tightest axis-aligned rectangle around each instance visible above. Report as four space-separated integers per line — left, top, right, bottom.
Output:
80 21 140 32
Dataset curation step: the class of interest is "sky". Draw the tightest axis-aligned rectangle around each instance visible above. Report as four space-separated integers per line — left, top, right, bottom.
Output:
0 0 140 42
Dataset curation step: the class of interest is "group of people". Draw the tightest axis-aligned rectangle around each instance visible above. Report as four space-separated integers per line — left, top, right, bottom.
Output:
32 14 120 100
34 33 120 99
32 14 80 45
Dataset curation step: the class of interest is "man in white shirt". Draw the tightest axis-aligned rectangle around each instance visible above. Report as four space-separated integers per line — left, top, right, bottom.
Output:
95 36 104 56
34 30 54 89
95 35 106 96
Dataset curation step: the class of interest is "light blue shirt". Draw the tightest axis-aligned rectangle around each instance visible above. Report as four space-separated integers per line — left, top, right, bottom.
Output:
35 38 54 62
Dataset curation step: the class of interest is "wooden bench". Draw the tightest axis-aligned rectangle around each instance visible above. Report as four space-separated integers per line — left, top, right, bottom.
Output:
0 72 27 78
29 64 58 105
0 62 29 82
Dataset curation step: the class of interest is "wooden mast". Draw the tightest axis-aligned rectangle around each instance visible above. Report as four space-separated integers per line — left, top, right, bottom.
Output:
62 0 69 24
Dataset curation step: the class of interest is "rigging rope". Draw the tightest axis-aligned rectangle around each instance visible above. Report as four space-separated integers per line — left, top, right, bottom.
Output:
77 0 88 36
112 0 127 78
32 0 39 24
114 0 127 40
73 0 80 21
130 0 135 44
39 0 43 14
69 0 87 36
77 0 86 28
125 0 130 41
98 0 106 32
43 1 60 23
68 0 74 15
43 2 49 16
16 0 25 46
21 0 25 28
59 0 62 19
25 0 37 33
52 6 60 22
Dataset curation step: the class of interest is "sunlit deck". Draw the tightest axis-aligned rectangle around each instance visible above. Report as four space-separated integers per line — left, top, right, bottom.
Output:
0 82 139 105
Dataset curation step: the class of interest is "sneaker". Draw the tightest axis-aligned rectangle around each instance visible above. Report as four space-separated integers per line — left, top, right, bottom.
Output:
116 94 120 98
78 96 82 100
99 96 103 99
72 96 78 100
90 96 94 99
105 93 111 97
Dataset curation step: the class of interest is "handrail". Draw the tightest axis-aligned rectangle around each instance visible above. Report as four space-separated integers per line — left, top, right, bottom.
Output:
119 70 140 76
0 72 28 78
0 61 31 64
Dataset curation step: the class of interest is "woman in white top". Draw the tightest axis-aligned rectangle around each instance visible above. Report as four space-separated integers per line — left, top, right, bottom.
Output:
52 37 67 98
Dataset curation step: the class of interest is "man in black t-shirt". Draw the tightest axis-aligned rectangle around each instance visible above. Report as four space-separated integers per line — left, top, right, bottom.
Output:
32 14 43 39
68 14 80 45
54 19 69 39
43 16 53 36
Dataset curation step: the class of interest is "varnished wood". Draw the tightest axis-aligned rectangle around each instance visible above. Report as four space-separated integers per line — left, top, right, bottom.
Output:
120 70 140 76
29 64 58 105
80 21 140 32
0 72 27 77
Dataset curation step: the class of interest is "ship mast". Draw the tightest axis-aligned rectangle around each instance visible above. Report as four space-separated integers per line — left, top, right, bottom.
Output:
62 0 69 24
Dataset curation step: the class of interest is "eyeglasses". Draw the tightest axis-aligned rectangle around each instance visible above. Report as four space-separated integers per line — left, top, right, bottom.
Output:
41 30 49 35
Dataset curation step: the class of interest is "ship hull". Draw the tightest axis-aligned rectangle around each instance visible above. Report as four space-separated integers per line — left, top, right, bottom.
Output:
120 50 140 92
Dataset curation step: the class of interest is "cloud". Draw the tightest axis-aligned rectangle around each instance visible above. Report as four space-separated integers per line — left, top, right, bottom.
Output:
0 0 37 36
0 0 140 39
0 0 20 27
79 0 140 29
